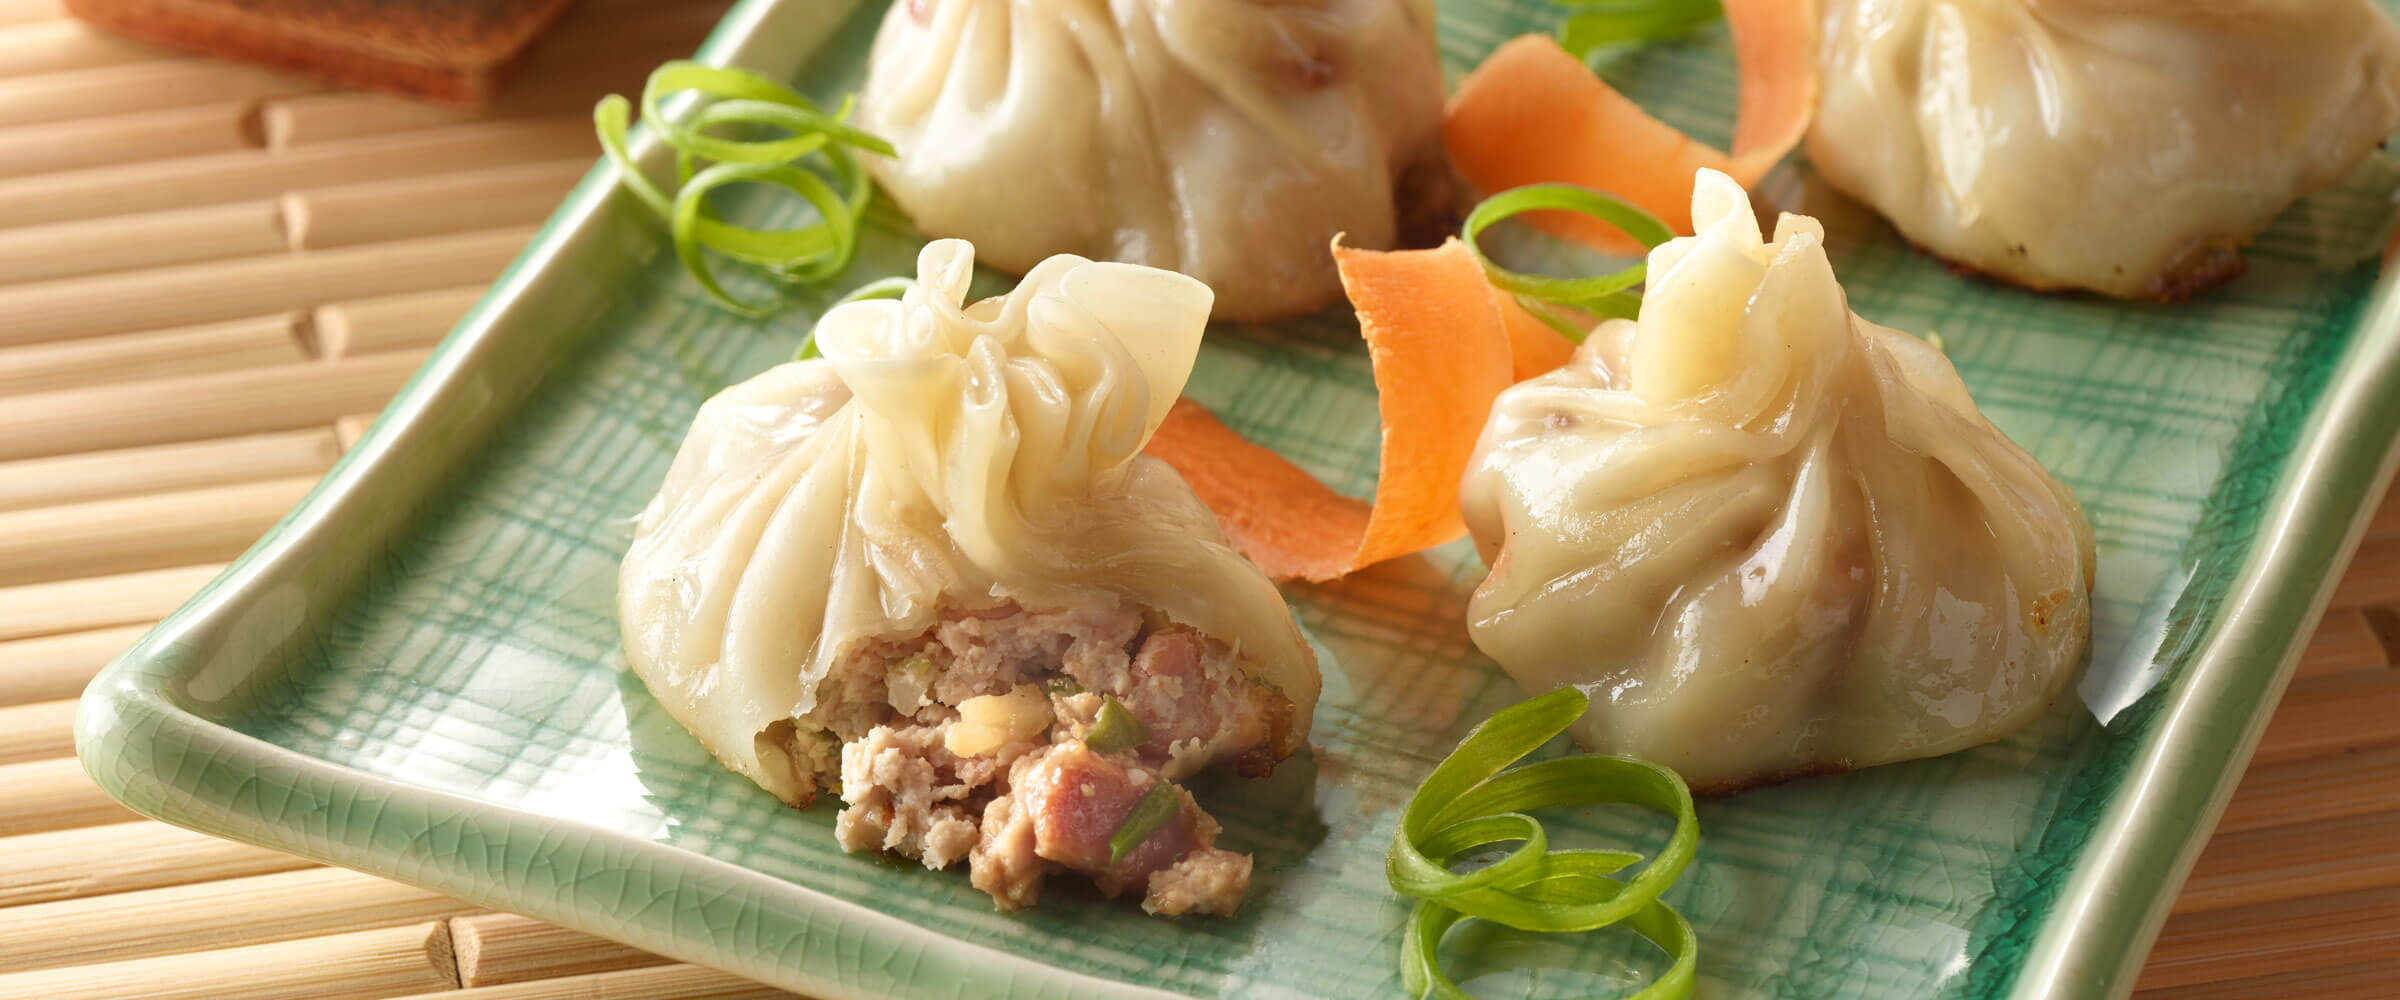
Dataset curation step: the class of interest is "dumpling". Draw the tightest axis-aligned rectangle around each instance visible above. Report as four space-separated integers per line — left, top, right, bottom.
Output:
1807 0 2400 299
1459 169 2095 794
855 0 1447 322
619 239 1320 914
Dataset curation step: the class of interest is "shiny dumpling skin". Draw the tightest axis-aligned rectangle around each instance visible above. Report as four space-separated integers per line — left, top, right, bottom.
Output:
618 240 1319 805
1807 0 2400 300
855 0 1446 323
1460 170 2096 794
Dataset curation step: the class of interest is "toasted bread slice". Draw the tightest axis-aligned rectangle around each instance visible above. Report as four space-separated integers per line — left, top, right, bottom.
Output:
64 0 578 106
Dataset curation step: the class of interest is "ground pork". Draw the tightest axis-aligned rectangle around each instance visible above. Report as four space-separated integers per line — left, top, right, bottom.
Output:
788 599 1293 914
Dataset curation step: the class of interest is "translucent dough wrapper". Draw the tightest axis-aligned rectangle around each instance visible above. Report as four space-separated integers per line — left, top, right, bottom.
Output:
1460 170 2096 793
855 0 1447 322
619 240 1319 808
1807 0 2400 299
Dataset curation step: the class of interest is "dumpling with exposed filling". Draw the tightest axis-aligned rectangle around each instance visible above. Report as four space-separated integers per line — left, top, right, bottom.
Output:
1460 169 2096 793
855 0 1448 322
619 239 1319 915
1808 0 2400 299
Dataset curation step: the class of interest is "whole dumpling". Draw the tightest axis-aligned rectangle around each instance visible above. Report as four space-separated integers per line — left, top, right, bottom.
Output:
1808 0 2400 300
855 0 1447 323
1460 170 2096 794
619 240 1319 914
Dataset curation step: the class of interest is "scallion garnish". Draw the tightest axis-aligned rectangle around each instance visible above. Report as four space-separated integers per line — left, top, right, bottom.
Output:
1107 781 1182 864
1387 687 1700 999
1554 0 1726 60
1462 183 1676 342
594 61 894 317
1084 695 1151 755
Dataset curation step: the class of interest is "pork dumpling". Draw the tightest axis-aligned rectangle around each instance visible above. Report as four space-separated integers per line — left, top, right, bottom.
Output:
1808 0 2400 300
855 0 1446 323
1459 169 2095 794
619 239 1319 914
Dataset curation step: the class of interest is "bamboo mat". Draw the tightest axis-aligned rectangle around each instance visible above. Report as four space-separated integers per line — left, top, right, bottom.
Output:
0 1 2394 998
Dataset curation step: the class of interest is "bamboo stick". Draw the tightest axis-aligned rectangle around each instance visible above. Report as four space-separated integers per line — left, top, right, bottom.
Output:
451 913 670 987
0 819 314 907
257 2 728 148
0 226 530 348
0 565 217 642
390 962 791 1000
0 55 318 128
0 428 340 513
2295 608 2388 677
313 286 488 360
286 160 588 251
0 476 317 588
0 919 458 1000
0 866 478 972
2135 958 2400 1000
0 696 74 764
0 0 63 27
0 351 425 463
0 19 168 77
0 312 306 395
0 756 137 838
2330 535 2400 608
0 117 591 229
2171 809 2400 915
2136 887 2400 991
0 197 285 286
2249 667 2400 766
0 623 147 702
336 412 382 450
0 99 262 181
2216 743 2400 835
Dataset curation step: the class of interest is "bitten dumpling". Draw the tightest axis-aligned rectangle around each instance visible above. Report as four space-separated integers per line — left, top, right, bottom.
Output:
855 0 1447 322
619 240 1320 914
1460 170 2096 794
1808 0 2400 300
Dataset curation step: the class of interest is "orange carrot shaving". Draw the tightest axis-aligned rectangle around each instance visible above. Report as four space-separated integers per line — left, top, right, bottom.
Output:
1492 289 1577 381
1444 0 1821 254
1144 238 1516 582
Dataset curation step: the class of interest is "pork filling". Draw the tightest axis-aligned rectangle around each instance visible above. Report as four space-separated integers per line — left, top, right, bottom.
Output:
777 601 1293 914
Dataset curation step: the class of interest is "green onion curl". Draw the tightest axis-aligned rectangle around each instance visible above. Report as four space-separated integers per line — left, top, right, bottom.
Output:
1462 183 1676 342
1387 687 1701 999
595 61 893 317
1554 0 1725 59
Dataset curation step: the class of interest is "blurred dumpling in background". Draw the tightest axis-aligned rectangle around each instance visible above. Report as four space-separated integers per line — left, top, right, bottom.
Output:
856 0 1448 322
1808 0 2400 300
1460 170 2096 794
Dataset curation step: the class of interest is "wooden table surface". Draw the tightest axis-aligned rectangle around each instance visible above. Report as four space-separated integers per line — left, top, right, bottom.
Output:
0 1 2395 997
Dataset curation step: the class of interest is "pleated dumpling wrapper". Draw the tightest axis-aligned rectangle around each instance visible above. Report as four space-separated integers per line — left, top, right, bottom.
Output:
619 240 1318 914
1461 170 2096 794
855 0 1446 323
1808 0 2400 300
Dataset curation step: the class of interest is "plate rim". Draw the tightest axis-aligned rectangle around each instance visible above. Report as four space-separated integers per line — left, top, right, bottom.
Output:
71 1 2400 997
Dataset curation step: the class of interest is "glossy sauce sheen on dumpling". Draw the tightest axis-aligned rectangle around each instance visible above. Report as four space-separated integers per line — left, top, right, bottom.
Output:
1808 0 2400 299
619 240 1318 914
1461 170 2096 794
856 0 1446 322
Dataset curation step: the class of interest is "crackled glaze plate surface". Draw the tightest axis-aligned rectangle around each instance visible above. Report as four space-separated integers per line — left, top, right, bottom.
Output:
78 1 2400 998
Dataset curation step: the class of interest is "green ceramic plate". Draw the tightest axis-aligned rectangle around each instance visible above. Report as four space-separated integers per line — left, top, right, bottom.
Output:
77 1 2400 997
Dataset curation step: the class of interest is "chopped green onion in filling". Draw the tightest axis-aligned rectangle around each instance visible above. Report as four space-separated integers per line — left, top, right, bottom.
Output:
1387 688 1702 999
1107 780 1183 865
1044 676 1085 697
1084 695 1150 755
